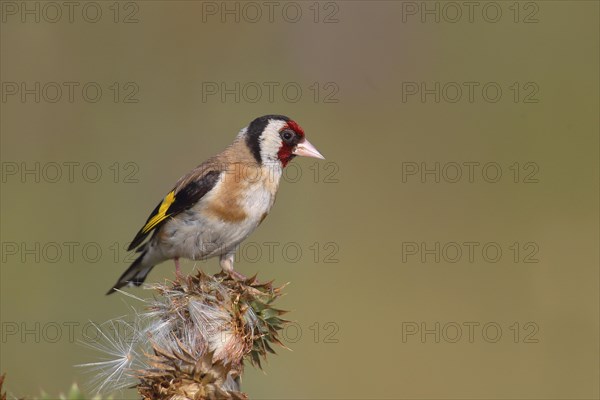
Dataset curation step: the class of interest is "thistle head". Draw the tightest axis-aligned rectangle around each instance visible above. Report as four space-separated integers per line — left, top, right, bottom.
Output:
81 271 288 399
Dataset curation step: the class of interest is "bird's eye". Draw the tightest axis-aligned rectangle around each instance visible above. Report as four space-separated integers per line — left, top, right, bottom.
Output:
281 130 295 143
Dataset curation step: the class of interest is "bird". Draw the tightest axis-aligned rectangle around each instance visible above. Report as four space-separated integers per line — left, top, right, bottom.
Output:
107 115 324 294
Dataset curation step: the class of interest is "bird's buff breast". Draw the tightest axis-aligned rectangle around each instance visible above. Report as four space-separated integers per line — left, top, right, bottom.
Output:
158 164 281 260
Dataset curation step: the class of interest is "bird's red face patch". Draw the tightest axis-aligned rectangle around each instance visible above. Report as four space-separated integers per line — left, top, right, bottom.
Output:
286 120 305 138
277 120 305 167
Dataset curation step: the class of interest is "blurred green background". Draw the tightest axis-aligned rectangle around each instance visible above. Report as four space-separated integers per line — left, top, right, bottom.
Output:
1 1 598 399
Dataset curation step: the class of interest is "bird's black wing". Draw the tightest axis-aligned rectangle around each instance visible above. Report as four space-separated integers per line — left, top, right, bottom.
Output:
127 170 222 251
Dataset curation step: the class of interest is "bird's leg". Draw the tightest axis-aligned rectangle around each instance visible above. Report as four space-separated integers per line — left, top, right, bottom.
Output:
174 257 182 281
220 252 246 281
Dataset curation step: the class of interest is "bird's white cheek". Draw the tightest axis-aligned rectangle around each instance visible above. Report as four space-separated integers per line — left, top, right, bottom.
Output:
259 120 287 162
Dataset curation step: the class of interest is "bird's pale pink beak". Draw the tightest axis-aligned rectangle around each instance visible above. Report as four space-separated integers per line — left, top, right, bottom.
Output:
293 139 325 159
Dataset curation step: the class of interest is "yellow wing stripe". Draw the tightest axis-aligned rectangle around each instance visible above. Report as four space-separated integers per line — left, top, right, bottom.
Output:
142 191 176 233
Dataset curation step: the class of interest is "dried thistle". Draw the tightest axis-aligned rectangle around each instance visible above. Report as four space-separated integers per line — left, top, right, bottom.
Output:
78 319 149 394
81 271 288 399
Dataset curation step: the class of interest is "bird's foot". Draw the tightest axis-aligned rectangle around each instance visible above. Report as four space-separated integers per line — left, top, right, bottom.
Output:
227 269 247 281
174 257 182 282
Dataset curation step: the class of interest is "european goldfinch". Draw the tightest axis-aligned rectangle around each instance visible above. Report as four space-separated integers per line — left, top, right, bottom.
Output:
107 115 324 294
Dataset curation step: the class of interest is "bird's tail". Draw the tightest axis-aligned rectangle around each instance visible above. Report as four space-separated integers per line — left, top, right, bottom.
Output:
106 250 155 295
